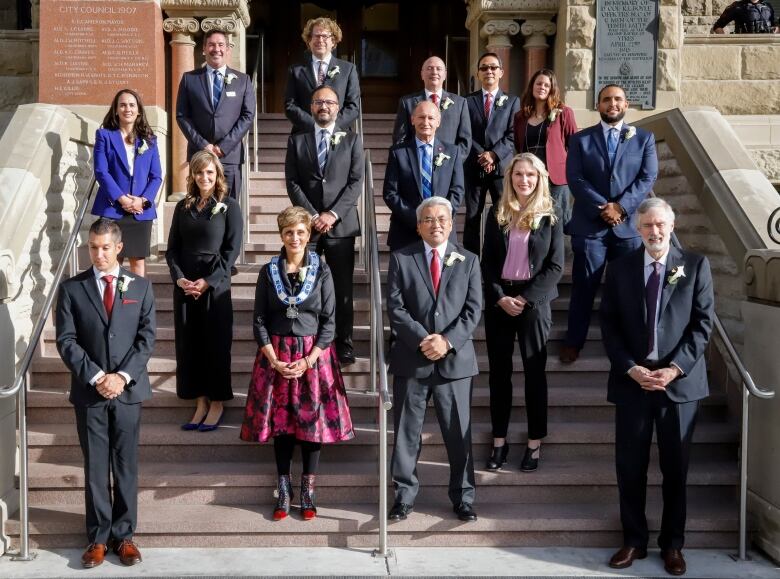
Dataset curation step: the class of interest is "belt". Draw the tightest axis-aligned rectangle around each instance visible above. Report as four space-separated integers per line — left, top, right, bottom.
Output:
501 279 531 287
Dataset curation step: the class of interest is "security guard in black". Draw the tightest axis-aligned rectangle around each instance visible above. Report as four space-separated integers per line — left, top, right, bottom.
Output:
712 0 778 33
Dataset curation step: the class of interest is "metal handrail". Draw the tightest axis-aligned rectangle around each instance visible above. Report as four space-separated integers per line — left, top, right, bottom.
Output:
0 176 100 561
356 97 366 271
238 136 250 266
249 32 264 170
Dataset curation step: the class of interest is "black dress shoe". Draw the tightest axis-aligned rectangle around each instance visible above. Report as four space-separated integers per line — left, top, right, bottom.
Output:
485 443 509 471
388 502 413 520
520 445 540 472
454 502 477 522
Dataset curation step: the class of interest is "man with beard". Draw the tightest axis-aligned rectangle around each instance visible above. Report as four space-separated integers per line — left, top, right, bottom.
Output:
559 84 658 364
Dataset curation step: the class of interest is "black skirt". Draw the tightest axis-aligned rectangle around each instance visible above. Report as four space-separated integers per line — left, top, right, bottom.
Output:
114 214 153 259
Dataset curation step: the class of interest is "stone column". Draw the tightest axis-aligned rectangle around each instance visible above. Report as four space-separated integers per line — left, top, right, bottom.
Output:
163 17 199 201
520 20 557 87
479 20 520 92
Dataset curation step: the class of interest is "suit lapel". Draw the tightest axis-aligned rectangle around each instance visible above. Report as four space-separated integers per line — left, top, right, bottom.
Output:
302 56 317 90
200 68 213 111
81 271 109 326
437 243 460 298
431 140 447 198
633 249 648 333
468 93 486 136
486 90 502 133
413 245 436 300
659 246 682 317
612 125 631 168
109 130 131 175
591 124 610 168
304 132 320 175
405 142 423 199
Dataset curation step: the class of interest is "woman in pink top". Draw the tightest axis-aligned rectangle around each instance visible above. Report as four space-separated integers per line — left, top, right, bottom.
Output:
481 153 564 473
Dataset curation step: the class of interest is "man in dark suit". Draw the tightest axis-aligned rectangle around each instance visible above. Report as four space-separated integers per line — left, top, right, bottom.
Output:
560 84 658 363
600 198 714 576
285 85 364 364
284 17 360 133
463 52 520 255
56 218 156 568
383 100 464 251
392 56 471 161
386 197 482 522
176 29 256 199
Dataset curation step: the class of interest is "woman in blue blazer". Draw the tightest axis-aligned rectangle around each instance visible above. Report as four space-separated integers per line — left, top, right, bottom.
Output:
93 88 163 277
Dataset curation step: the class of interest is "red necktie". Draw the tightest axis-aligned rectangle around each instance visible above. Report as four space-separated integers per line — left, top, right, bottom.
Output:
102 275 115 319
430 93 439 107
430 251 441 295
484 92 492 120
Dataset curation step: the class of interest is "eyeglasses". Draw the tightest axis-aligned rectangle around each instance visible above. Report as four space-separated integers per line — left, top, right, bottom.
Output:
311 33 333 40
478 65 501 72
420 216 451 226
312 99 338 107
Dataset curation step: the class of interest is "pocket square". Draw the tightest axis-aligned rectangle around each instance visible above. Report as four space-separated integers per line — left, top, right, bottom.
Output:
122 299 139 304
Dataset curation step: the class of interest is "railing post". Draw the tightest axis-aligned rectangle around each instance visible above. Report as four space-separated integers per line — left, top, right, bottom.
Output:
10 374 35 561
733 382 751 561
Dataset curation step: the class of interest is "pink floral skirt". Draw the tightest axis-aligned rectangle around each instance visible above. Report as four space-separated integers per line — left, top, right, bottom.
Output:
239 335 354 444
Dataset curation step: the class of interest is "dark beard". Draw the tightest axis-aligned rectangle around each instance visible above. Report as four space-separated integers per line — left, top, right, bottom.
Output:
599 109 626 124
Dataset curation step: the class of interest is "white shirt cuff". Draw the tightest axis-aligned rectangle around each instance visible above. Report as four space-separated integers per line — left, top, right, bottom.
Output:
89 370 106 386
118 371 132 386
328 210 338 220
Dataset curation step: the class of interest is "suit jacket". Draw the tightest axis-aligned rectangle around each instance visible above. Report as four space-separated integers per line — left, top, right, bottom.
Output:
387 241 482 380
285 129 364 238
56 267 156 407
91 128 163 221
284 55 360 132
514 105 578 186
382 138 464 251
481 207 564 309
566 123 658 238
600 246 714 405
465 90 519 182
392 90 472 161
176 66 256 165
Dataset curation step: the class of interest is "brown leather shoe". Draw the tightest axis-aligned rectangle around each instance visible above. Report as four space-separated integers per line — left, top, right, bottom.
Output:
608 546 647 569
661 548 687 576
113 538 143 566
559 345 580 364
81 543 107 568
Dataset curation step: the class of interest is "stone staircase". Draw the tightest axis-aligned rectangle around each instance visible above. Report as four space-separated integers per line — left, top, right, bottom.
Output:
9 113 740 549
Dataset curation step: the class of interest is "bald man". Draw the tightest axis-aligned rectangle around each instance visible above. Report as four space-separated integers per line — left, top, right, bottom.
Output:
392 56 471 161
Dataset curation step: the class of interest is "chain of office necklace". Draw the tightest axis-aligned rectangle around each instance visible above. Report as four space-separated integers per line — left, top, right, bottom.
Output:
525 116 547 157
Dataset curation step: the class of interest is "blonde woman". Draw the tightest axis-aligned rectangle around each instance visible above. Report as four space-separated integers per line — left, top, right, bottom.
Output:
481 153 564 472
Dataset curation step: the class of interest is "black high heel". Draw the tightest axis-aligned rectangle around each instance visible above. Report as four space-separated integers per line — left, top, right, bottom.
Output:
300 474 317 520
520 444 541 472
485 443 509 471
273 475 293 520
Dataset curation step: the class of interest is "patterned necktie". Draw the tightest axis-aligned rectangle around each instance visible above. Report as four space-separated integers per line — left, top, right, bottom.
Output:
430 250 441 295
484 92 492 120
317 60 326 85
420 144 432 199
317 129 329 173
646 261 662 356
430 93 439 107
102 275 115 320
212 70 223 109
607 127 619 166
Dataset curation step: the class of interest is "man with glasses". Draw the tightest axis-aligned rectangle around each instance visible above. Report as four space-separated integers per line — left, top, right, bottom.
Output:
285 86 364 365
392 56 471 161
463 52 520 255
383 100 464 251
285 17 360 133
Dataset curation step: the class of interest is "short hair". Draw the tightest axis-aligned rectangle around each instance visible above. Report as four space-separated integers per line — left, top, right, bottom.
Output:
597 83 626 102
277 206 312 234
89 217 122 243
636 197 675 224
302 17 343 45
416 196 453 222
311 84 339 103
412 99 440 119
477 52 503 69
203 29 228 46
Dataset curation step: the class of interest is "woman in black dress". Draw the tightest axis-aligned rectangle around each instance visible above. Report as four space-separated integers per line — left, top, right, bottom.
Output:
240 206 353 521
166 150 242 431
482 153 564 472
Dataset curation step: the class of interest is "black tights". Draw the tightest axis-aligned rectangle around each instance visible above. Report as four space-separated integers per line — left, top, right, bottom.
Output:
273 435 321 476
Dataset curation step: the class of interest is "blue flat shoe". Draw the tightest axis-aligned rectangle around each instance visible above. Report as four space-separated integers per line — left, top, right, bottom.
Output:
198 409 225 432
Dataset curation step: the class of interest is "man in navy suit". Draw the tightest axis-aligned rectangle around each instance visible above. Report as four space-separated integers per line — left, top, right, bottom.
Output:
176 29 256 199
600 198 713 576
392 56 471 161
463 52 520 254
560 84 658 363
285 17 360 133
383 100 464 251
56 219 155 568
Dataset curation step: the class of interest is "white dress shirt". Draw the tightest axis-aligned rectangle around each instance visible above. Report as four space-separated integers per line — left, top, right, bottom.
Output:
90 265 132 387
424 88 443 104
311 54 332 83
124 142 135 176
600 119 625 148
206 64 228 104
313 122 338 220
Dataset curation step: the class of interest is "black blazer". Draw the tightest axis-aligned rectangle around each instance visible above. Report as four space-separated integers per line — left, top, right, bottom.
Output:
284 55 360 132
56 267 156 407
285 129 364 238
464 90 520 182
481 207 564 309
600 246 715 404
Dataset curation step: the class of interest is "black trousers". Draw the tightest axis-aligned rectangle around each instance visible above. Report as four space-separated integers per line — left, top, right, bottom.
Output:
222 163 241 200
74 400 142 544
463 176 503 256
485 286 552 440
615 392 699 550
310 235 355 353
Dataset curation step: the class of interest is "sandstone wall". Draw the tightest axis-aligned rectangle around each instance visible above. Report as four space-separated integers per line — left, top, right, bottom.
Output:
0 30 37 114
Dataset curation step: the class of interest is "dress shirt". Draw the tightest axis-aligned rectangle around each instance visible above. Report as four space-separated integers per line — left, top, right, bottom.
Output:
124 142 135 176
424 89 443 104
600 119 625 148
311 54 332 83
415 136 434 194
482 88 499 119
643 249 668 361
90 265 131 386
206 64 228 105
314 122 338 220
501 227 531 281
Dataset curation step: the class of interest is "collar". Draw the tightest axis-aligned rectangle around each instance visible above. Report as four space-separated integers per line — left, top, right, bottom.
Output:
423 240 448 260
315 122 337 137
424 88 443 101
644 249 670 268
93 265 121 281
312 54 332 67
482 88 499 99
415 136 434 148
601 119 625 135
206 64 227 77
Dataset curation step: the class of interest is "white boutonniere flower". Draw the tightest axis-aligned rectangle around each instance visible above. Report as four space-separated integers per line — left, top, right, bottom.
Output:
327 66 340 79
548 108 560 123
667 265 685 285
441 97 455 110
118 275 134 296
210 201 228 219
137 140 149 156
224 73 237 85
623 125 636 141
434 152 451 167
496 95 508 107
298 266 309 283
445 252 466 267
331 131 347 147
531 215 545 231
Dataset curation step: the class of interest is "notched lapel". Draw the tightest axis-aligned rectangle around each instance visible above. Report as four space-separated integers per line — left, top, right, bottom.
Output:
81 276 109 326
199 69 213 111
590 125 610 168
405 144 423 199
413 250 436 300
431 141 449 197
612 126 631 168
108 130 131 175
659 248 683 316
303 132 320 175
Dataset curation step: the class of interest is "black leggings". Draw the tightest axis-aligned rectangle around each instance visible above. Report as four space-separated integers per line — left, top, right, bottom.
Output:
273 435 321 476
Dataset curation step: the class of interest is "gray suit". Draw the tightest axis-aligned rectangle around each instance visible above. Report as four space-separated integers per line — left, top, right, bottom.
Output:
387 241 482 506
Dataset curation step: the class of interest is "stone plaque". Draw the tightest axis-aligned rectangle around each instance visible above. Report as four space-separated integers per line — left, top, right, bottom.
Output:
39 0 165 106
595 0 659 109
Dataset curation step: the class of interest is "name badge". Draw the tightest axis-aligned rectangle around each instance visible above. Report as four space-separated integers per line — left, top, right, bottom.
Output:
226 91 236 97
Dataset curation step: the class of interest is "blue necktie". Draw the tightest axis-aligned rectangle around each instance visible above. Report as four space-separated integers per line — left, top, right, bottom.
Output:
646 261 662 357
318 129 329 173
607 127 619 166
420 144 432 199
213 70 223 109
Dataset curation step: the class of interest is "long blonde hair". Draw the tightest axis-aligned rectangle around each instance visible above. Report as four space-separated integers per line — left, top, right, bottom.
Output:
496 153 557 231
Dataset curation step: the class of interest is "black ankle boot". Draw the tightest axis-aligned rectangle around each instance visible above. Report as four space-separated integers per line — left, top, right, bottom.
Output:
520 444 541 472
485 443 509 471
273 475 293 520
301 474 317 520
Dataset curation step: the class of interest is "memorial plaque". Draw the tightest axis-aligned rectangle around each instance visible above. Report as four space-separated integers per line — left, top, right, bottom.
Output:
595 0 659 109
39 0 165 106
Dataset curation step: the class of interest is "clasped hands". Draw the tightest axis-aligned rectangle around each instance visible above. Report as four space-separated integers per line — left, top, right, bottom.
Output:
477 151 497 175
96 373 126 400
599 202 625 227
313 212 337 234
177 277 210 300
497 295 527 317
420 334 450 361
118 194 145 215
628 365 682 391
204 143 225 158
